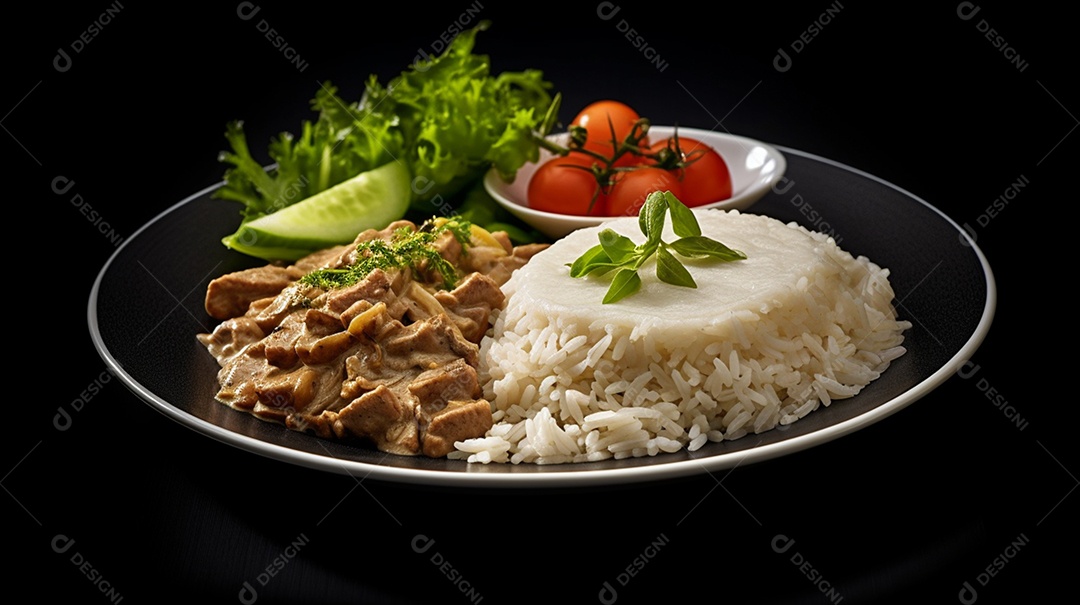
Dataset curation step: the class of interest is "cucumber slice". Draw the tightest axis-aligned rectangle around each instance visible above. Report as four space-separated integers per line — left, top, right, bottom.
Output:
222 161 412 261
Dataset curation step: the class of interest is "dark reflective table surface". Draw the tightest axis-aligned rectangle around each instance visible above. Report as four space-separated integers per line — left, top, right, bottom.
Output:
9 4 1069 603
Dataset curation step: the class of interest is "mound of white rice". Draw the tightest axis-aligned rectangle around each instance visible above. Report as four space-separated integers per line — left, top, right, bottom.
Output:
450 209 911 464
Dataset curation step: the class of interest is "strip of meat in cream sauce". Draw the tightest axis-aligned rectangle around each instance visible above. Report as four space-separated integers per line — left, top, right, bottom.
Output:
197 220 546 457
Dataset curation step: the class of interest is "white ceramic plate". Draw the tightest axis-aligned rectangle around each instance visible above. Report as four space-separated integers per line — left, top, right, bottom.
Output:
484 126 787 238
88 146 994 488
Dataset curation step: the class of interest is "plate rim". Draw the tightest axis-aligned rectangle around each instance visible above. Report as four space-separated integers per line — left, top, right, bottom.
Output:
87 145 996 488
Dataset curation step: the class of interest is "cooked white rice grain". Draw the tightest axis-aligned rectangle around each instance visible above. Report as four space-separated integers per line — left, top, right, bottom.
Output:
464 209 909 464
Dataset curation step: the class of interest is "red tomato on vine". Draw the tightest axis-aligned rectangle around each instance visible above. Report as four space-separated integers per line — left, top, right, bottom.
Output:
605 167 684 218
569 100 647 167
648 136 732 206
527 100 734 217
526 153 607 216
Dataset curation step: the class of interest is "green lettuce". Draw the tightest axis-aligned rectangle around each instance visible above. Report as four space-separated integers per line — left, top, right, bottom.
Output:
214 20 554 231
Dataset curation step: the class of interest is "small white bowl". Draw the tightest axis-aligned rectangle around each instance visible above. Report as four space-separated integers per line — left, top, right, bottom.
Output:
484 126 787 239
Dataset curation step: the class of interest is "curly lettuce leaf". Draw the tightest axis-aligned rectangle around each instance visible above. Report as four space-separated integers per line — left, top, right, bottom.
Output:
214 20 553 229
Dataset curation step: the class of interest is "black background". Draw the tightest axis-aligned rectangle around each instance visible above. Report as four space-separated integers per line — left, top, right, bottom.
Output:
6 2 1068 603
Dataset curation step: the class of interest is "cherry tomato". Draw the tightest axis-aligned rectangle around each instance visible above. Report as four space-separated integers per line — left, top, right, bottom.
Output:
570 100 646 167
605 167 684 218
527 153 607 216
649 136 732 206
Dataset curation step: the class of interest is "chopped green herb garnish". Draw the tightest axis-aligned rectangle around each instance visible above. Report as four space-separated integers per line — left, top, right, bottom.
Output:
567 191 746 303
300 216 472 290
